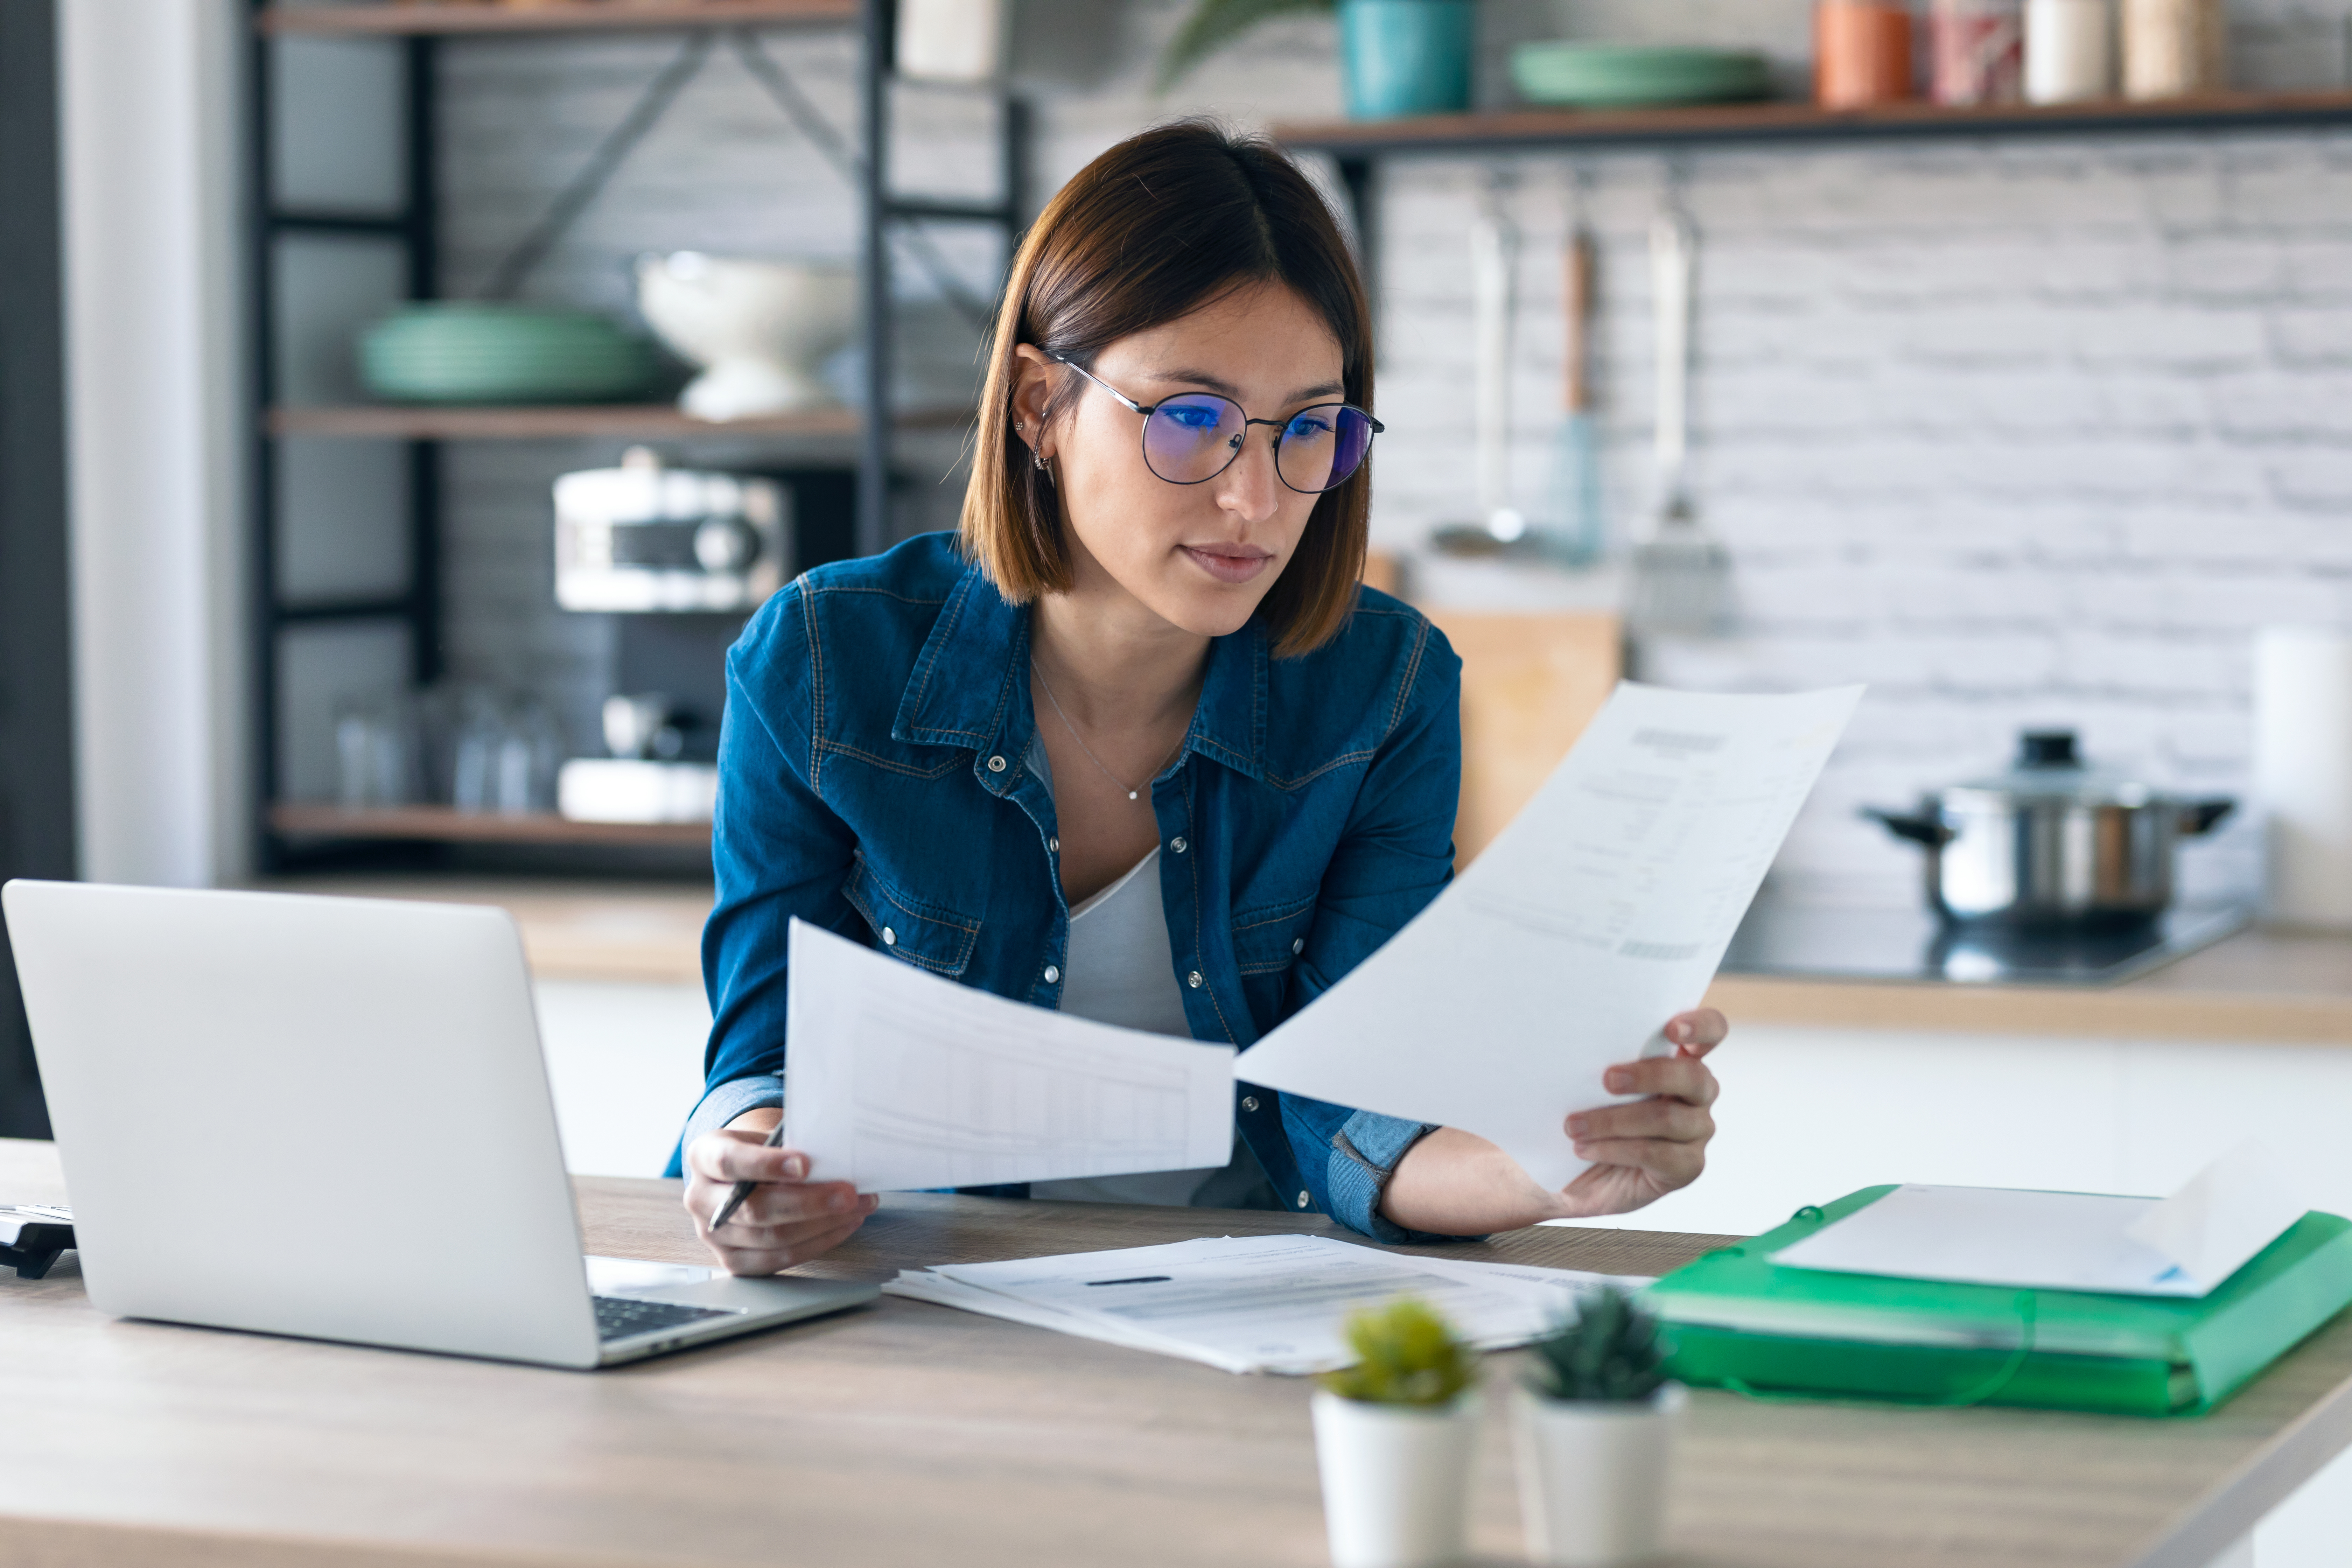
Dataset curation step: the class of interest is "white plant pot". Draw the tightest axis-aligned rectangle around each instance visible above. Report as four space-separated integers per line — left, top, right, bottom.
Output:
1511 1383 1685 1567
1310 1388 1481 1568
633 252 856 421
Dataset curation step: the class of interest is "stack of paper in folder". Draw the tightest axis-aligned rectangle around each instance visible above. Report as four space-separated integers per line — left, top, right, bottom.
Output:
1648 1154 2352 1416
886 1234 1652 1376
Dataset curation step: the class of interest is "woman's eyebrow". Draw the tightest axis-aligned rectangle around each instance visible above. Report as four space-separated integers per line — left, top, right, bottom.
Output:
1146 368 1348 404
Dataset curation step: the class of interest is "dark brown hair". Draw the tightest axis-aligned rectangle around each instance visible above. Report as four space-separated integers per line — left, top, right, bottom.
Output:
959 120 1373 658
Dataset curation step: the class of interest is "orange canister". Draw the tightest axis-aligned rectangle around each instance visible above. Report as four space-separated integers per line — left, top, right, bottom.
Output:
1816 1 1917 107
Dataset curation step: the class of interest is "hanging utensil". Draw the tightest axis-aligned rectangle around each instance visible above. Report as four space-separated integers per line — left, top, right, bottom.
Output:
1432 190 1525 556
1625 196 1730 636
1535 179 1604 565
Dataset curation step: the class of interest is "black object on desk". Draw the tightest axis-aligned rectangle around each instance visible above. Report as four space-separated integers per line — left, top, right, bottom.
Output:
1 1205 74 1279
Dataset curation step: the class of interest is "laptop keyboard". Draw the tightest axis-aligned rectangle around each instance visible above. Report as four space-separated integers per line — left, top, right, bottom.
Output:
593 1295 741 1342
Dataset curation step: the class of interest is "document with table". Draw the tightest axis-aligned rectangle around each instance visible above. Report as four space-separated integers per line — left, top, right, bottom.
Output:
786 681 1861 1196
884 1233 1653 1374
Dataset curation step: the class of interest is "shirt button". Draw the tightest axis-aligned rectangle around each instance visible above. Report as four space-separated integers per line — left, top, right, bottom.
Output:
1169 836 1187 854
1296 1191 1311 1210
1187 971 1203 989
1048 836 1059 854
1292 937 1304 954
1043 965 1060 984
1241 1095 1259 1113
881 927 897 946
987 755 1007 773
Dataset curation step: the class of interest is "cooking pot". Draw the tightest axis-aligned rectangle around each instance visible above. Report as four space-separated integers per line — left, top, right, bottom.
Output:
1864 730 2233 926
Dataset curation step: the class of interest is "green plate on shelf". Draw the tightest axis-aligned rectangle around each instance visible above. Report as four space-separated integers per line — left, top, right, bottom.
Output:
1510 43 1774 108
358 304 657 405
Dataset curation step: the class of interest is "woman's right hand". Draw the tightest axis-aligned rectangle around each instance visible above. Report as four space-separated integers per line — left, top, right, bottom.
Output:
683 1118 878 1275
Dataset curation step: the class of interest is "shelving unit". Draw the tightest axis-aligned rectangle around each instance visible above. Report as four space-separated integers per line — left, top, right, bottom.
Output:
269 803 710 849
249 0 1025 867
267 403 969 440
1278 88 2352 271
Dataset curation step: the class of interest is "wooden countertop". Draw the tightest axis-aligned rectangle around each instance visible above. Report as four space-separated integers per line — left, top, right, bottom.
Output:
5 1136 2350 1567
263 876 2352 1045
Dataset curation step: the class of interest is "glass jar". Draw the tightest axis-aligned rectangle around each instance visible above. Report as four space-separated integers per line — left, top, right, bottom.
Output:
1930 0 2024 104
2121 0 2226 99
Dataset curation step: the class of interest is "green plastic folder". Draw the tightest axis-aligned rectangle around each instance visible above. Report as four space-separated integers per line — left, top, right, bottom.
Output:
1647 1186 2352 1416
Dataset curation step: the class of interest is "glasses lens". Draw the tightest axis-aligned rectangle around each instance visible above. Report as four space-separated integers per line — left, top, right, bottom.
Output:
1275 405 1374 494
1141 395 1246 484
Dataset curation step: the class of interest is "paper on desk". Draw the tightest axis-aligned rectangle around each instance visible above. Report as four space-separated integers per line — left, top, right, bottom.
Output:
1235 681 1863 1191
1770 1157 2310 1297
886 1233 1650 1375
785 919 1236 1193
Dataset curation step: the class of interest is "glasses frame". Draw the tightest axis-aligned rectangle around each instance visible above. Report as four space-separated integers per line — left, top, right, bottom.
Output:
1050 355 1383 495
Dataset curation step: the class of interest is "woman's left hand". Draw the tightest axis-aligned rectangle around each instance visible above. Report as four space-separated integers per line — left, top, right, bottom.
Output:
1551 1007 1727 1219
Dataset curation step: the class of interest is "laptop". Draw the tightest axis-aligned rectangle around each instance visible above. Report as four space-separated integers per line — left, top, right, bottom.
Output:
1 880 875 1368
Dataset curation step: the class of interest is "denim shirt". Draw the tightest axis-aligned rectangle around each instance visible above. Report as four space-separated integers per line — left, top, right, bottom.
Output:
676 532 1467 1244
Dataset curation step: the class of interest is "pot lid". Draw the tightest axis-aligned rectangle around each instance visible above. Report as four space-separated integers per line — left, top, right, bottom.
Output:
1940 730 2161 806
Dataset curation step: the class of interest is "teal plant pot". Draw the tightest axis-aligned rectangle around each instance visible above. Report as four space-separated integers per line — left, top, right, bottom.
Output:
1339 0 1475 120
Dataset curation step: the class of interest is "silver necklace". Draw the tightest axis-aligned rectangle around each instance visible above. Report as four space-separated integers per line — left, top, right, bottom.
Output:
1032 662 1183 803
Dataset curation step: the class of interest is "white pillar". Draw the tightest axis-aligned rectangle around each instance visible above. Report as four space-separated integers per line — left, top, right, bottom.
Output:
57 0 250 887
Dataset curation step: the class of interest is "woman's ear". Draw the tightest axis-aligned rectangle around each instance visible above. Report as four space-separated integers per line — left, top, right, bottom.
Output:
1008 344 1058 460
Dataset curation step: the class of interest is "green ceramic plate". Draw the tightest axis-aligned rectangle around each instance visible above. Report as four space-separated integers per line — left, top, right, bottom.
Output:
359 304 656 404
1510 43 1774 108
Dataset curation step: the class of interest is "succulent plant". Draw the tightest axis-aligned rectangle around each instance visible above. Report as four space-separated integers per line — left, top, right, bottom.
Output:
1320 1296 1480 1407
1157 0 1336 92
1525 1286 1670 1404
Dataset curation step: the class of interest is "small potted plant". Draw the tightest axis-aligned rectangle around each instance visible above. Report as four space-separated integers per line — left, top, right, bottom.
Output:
1312 1297 1483 1568
1513 1286 1686 1567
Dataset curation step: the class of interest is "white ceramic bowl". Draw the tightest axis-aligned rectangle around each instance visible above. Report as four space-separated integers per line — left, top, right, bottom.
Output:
634 252 858 421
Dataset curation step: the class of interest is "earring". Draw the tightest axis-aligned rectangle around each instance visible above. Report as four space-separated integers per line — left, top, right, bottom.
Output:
1031 446 1047 471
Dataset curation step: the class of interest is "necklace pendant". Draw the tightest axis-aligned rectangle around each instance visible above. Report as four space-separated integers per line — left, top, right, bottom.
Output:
1127 790 1139 801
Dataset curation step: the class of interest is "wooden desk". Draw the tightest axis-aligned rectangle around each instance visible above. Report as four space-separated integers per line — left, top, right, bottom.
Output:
5 1141 2350 1567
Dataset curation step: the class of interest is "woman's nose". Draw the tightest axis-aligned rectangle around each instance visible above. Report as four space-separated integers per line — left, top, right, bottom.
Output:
1214 430 1282 522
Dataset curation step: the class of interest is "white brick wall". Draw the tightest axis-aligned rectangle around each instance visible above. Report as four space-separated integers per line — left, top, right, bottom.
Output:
432 1 2352 910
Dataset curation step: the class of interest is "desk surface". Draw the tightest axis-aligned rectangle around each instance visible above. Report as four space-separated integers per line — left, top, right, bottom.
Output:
5 1140 2351 1567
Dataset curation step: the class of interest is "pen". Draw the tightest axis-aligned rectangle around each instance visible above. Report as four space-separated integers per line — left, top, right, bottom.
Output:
708 1120 789 1232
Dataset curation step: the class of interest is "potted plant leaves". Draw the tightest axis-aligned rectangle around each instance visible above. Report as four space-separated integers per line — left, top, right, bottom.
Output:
1513 1286 1685 1567
1312 1297 1483 1568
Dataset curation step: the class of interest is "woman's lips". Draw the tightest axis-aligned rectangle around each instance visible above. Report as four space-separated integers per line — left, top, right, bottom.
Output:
1181 544 1275 585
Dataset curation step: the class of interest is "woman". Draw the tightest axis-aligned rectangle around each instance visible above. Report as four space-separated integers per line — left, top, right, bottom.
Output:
678 122 1726 1274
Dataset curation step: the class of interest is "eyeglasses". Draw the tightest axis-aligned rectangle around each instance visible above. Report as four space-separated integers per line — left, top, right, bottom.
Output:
1051 356 1381 495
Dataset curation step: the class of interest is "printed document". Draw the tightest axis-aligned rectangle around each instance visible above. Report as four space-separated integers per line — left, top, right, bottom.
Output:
785 919 1235 1192
1236 682 1863 1190
1771 1151 2309 1297
883 1233 1652 1374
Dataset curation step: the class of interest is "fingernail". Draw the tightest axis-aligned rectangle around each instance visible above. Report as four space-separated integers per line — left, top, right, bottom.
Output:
1673 1021 1692 1043
1604 1068 1629 1092
1566 1114 1589 1138
1573 1143 1592 1160
783 1155 808 1179
830 1191 851 1212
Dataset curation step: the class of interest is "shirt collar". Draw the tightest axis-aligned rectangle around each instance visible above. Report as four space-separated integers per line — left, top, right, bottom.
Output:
893 561 1268 786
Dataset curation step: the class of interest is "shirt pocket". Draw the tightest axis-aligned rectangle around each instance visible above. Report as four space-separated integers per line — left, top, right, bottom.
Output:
1232 893 1317 976
841 852 981 977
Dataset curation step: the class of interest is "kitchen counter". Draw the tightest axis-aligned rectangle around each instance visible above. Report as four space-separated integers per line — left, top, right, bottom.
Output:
1706 925 2352 1044
255 875 712 985
262 876 2352 1045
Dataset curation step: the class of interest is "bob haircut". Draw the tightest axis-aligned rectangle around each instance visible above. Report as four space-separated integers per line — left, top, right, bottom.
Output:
959 120 1374 659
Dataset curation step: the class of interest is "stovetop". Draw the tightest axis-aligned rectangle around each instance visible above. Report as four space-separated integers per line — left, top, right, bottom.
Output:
1719 901 2251 987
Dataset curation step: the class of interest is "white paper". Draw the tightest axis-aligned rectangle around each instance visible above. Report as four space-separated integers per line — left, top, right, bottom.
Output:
886 1233 1648 1375
785 919 1236 1193
1771 1165 2310 1298
1235 682 1863 1191
2124 1143 2311 1292
583 1255 716 1295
